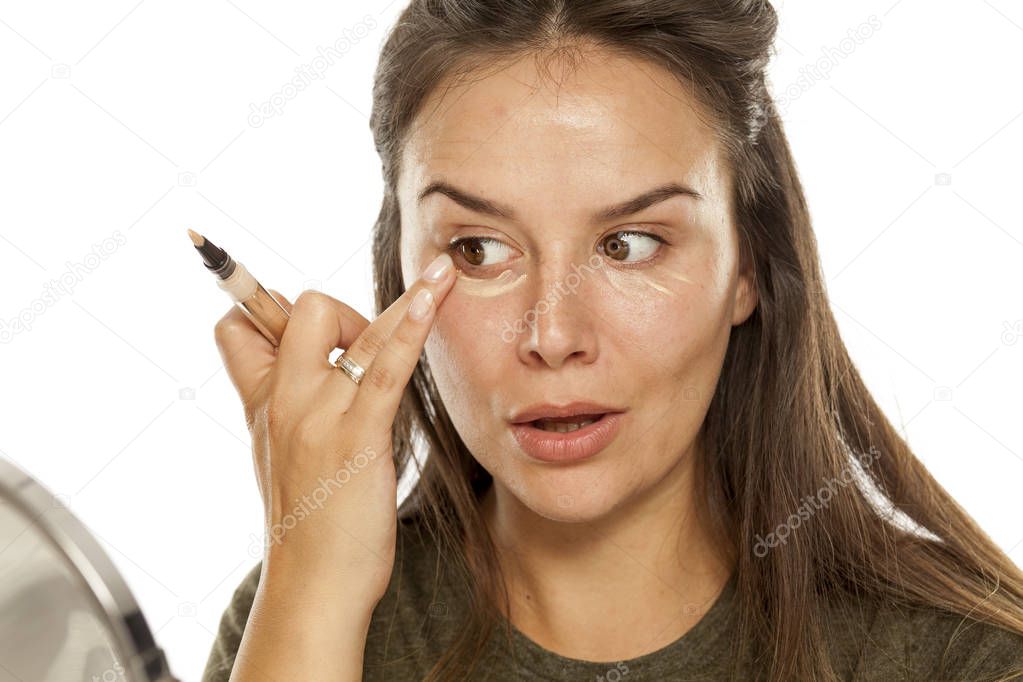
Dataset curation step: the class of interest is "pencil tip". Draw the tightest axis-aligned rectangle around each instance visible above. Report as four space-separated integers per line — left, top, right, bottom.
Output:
186 228 204 247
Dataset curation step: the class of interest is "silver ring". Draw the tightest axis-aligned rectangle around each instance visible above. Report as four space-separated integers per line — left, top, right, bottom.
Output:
334 350 365 385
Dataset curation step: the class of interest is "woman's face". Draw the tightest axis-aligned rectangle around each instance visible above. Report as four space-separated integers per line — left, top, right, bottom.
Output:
398 48 757 522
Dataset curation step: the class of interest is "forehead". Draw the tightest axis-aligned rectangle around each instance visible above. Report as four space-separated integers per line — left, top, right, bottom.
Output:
399 47 726 213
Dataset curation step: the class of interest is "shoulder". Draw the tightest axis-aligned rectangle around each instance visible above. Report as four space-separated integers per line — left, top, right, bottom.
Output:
200 513 453 682
842 594 1023 681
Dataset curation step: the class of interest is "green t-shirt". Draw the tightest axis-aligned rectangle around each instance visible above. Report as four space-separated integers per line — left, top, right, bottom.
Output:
201 515 1023 681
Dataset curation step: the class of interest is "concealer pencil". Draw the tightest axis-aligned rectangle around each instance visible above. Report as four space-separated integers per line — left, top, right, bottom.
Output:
187 229 291 346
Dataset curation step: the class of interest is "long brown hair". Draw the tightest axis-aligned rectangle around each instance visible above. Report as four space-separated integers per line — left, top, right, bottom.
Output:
367 1 1023 679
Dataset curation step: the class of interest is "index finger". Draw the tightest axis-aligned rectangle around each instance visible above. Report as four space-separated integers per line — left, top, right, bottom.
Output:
336 253 457 382
278 253 458 384
345 256 457 424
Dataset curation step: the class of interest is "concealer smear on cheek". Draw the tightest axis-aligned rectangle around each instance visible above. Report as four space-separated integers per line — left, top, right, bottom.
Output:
596 262 697 301
451 267 529 297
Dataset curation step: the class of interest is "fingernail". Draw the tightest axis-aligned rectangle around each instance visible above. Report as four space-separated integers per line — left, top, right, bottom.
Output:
408 288 434 320
422 253 453 282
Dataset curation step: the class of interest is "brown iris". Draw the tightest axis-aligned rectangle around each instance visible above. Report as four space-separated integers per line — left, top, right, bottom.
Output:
455 237 487 267
601 232 631 261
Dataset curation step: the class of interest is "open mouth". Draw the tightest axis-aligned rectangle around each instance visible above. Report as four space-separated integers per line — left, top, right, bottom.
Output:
509 411 625 463
528 413 606 433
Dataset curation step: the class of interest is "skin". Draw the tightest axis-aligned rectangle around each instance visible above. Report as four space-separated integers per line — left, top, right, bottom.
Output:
398 44 758 662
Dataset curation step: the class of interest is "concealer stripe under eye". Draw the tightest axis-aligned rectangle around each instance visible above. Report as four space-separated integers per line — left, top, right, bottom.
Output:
597 263 698 300
452 268 528 297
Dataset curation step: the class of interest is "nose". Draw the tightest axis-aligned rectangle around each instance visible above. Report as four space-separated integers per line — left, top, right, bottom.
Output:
515 249 599 370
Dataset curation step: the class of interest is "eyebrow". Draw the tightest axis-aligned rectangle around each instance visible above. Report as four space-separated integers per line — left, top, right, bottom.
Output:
417 180 703 222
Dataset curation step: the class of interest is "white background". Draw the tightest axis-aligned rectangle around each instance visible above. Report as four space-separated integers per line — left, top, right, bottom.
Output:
1 0 1021 679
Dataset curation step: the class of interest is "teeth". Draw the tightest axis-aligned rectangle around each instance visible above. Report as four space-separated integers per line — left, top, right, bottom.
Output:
535 418 597 433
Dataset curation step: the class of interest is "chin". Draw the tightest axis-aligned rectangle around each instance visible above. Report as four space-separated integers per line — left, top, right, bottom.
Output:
507 468 625 523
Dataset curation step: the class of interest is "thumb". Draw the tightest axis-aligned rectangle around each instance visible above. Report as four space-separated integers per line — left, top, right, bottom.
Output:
213 288 293 409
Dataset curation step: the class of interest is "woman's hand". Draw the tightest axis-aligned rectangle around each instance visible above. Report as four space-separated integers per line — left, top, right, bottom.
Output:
213 252 455 606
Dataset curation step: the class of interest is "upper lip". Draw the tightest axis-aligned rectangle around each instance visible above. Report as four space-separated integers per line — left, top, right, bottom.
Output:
509 401 626 424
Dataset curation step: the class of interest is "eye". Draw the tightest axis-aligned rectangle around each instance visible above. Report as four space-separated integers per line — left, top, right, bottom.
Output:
447 236 515 268
447 229 667 271
599 230 666 264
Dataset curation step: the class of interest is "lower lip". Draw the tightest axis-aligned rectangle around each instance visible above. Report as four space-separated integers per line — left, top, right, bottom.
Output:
509 412 625 463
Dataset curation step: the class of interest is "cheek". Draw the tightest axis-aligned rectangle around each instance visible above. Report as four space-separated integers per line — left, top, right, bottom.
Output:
424 273 528 390
423 284 524 460
588 255 732 360
433 268 533 349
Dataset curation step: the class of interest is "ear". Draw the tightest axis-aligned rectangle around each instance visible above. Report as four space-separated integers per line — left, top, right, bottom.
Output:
731 231 758 326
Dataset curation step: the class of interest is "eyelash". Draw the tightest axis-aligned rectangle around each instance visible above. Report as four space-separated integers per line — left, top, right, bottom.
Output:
446 230 669 271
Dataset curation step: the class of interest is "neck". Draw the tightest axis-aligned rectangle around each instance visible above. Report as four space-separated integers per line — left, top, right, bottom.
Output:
481 449 733 662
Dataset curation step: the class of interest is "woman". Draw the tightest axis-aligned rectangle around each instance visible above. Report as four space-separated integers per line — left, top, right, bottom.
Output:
201 1 1023 680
